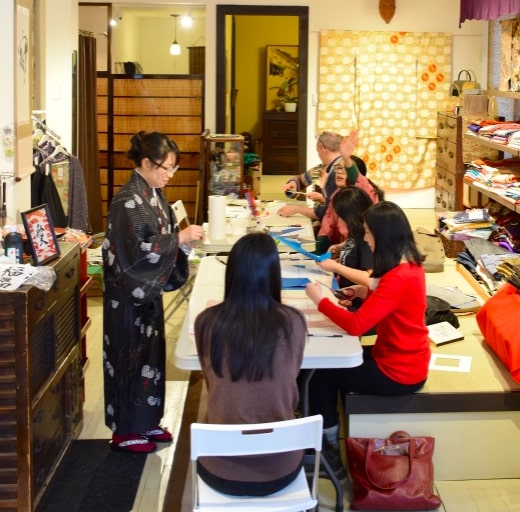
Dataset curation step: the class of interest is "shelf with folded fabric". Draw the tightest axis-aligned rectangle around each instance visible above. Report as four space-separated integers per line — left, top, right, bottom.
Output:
464 131 520 157
463 177 520 214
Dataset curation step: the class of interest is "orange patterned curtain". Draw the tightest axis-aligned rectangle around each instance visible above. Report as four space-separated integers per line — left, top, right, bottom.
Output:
318 31 452 191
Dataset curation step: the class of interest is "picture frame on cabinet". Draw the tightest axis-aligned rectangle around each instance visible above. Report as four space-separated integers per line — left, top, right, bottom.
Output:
21 203 61 265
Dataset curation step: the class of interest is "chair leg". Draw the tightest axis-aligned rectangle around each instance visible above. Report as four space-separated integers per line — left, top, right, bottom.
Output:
320 455 344 512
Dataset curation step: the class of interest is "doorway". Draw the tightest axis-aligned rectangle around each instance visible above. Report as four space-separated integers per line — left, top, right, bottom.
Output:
216 5 309 175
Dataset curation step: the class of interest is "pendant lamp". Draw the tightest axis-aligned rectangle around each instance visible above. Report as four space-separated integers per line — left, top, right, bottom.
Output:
170 14 181 56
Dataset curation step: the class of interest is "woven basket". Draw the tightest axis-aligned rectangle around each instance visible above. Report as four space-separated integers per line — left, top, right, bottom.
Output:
435 229 466 258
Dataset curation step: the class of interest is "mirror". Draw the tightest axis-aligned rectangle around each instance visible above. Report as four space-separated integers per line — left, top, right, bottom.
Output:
216 5 309 175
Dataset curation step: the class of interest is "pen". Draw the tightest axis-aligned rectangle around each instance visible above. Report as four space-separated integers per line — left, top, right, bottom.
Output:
307 333 343 338
216 257 227 265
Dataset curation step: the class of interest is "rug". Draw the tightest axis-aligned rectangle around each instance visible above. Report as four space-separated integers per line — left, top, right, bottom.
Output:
163 371 204 512
35 439 147 512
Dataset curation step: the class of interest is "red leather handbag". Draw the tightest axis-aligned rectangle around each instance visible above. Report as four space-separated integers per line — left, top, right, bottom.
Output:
345 431 441 510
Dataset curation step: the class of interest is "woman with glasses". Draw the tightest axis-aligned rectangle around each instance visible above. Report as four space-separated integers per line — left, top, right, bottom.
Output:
102 131 203 453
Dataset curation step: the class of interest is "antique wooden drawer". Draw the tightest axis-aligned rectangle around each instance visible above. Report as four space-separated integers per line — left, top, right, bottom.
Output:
437 137 458 171
435 165 456 193
443 113 459 144
32 377 67 497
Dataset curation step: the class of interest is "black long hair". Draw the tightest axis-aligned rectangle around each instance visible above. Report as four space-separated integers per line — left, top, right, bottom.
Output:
332 186 373 241
200 233 305 382
364 201 423 278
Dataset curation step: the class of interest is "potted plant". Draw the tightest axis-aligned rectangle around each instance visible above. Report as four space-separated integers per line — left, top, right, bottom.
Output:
272 77 298 112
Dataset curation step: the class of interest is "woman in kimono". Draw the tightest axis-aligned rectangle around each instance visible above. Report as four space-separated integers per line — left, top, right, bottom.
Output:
102 131 203 453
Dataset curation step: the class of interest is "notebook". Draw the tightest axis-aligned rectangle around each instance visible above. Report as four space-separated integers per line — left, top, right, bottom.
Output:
427 321 464 346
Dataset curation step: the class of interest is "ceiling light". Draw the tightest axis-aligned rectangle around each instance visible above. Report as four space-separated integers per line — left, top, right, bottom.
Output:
110 9 123 27
181 13 193 28
170 14 181 56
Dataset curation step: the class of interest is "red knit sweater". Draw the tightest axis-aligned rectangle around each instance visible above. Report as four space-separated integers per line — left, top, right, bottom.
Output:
318 262 430 385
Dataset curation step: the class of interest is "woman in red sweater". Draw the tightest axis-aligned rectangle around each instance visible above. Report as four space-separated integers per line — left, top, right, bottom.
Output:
305 201 430 477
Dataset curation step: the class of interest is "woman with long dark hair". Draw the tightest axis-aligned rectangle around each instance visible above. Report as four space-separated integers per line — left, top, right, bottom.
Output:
194 232 307 496
305 201 430 478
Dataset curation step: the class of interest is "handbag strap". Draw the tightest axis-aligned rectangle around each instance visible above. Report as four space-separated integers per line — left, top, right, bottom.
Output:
364 433 416 490
457 69 472 81
457 69 477 82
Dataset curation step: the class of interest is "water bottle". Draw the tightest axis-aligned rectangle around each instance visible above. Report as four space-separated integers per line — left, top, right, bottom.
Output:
4 225 23 263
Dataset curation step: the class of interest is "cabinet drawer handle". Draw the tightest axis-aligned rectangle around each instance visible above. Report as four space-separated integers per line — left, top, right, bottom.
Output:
36 299 45 310
65 268 76 279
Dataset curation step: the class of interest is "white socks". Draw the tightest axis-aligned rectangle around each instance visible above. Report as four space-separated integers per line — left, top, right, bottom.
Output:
323 424 339 447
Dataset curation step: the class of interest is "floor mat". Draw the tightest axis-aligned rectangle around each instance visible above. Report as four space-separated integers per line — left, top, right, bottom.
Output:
35 439 147 512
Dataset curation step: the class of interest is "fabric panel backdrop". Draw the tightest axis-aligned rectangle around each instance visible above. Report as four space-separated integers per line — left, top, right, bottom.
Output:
78 33 103 234
318 30 451 192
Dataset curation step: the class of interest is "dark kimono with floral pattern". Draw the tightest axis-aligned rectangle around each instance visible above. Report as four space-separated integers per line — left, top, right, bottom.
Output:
102 171 181 435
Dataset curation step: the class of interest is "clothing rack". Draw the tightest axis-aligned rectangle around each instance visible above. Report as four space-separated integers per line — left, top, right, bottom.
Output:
31 115 62 143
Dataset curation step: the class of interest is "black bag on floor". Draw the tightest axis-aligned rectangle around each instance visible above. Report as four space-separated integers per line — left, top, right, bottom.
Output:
425 295 459 328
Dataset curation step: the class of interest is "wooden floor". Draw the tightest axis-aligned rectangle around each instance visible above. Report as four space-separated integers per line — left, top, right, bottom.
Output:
79 209 520 512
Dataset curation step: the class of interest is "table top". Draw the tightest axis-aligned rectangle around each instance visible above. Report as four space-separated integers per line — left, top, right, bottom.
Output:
201 199 316 253
173 255 363 371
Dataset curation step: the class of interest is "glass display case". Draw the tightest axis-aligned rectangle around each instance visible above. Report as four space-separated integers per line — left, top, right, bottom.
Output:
204 134 245 197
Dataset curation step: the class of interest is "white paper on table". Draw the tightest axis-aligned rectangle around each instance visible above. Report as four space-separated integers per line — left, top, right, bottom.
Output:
429 353 472 373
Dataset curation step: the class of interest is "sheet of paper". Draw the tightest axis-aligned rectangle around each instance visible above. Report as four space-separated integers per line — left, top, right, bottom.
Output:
429 353 472 373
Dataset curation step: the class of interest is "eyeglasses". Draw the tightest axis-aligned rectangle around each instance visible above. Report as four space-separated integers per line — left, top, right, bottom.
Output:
151 160 179 176
333 163 346 174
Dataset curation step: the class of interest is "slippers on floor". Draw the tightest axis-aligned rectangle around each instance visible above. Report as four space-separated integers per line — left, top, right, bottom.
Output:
110 433 157 453
141 425 173 443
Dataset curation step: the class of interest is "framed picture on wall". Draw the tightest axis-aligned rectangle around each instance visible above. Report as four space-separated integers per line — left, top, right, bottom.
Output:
21 204 61 265
265 45 299 111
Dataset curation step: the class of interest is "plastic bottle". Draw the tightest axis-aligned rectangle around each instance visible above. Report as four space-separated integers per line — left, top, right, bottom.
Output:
488 96 498 120
4 225 23 263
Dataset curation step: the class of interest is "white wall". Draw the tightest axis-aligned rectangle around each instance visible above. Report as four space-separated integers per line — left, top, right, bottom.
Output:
41 0 486 209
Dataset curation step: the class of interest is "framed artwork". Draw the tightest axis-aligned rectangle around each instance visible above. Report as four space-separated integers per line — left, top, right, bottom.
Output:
21 204 61 265
265 45 299 111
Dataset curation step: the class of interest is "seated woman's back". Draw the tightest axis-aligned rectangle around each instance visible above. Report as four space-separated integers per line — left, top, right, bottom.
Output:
194 233 307 496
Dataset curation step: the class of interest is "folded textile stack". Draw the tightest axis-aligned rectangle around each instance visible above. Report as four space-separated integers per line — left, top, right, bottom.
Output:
496 257 520 290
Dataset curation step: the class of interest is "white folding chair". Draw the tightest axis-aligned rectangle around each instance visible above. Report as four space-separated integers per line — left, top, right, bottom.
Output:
190 415 323 512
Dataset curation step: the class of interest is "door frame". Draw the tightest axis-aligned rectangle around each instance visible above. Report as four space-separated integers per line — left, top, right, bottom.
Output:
216 5 309 174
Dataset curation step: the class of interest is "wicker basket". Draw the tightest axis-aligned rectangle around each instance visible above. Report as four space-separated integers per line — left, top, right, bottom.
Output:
434 228 466 258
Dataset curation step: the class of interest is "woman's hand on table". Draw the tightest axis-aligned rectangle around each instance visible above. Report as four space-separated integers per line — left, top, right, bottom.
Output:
179 224 204 246
277 205 298 217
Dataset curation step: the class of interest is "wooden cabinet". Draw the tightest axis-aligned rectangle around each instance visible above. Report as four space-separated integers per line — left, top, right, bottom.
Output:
435 112 465 212
0 243 84 511
262 111 299 175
